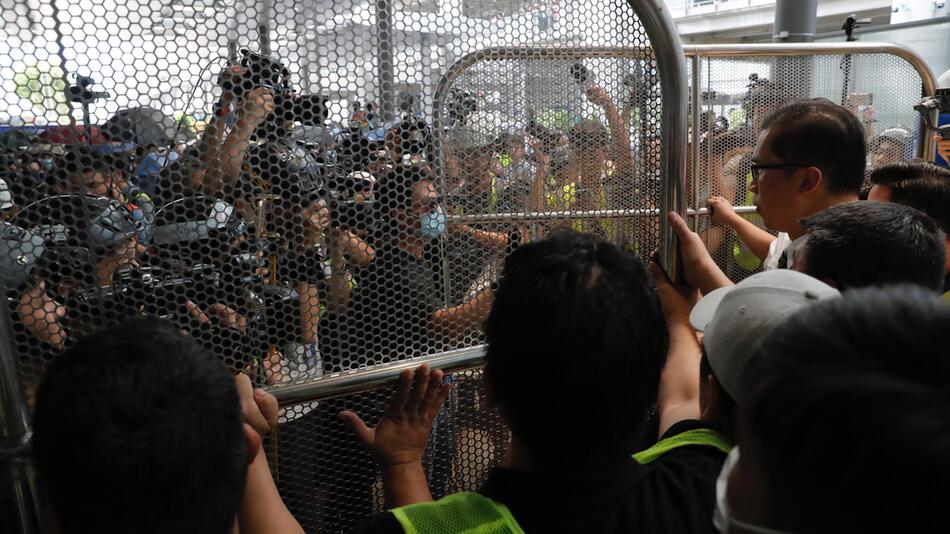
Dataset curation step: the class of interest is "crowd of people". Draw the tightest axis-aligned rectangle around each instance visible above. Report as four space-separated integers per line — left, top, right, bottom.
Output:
2 53 950 534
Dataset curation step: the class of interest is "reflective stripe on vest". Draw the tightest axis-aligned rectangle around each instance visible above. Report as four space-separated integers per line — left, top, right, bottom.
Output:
633 428 732 464
393 491 525 534
544 181 613 238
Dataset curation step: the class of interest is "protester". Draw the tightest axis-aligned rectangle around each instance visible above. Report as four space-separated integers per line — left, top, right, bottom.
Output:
705 98 865 272
345 231 729 534
30 318 304 534
655 269 839 443
719 286 950 533
867 160 950 294
793 201 945 292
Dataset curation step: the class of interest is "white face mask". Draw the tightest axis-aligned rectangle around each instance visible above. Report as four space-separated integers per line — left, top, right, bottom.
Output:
713 447 797 534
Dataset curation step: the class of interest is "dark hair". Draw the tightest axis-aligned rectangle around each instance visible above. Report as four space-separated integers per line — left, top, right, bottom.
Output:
760 98 866 194
484 231 667 469
741 286 950 533
798 201 945 292
869 161 950 235
32 319 247 534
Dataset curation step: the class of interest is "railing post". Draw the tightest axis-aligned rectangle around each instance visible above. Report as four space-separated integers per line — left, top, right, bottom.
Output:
690 55 702 232
0 286 40 534
630 0 689 282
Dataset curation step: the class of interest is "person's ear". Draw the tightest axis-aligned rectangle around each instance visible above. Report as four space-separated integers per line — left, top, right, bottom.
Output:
242 423 262 465
798 166 823 195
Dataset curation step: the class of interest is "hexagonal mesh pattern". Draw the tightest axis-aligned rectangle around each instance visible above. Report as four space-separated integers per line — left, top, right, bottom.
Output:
2 0 659 531
688 52 928 280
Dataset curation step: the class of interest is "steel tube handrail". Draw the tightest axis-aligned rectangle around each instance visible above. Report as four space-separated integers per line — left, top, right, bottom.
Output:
267 345 487 406
443 206 755 224
637 0 690 283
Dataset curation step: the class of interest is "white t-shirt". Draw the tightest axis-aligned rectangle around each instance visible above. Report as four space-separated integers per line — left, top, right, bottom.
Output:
763 233 806 271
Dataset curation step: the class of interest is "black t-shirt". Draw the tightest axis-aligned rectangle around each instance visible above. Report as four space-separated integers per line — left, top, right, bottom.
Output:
355 420 726 534
325 244 442 372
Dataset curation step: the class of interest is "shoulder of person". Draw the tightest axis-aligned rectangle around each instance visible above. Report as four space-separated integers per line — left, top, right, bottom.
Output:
638 420 730 469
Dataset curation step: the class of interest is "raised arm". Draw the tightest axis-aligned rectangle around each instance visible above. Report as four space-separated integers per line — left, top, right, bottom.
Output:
650 262 702 437
586 86 635 180
200 87 275 197
235 373 305 534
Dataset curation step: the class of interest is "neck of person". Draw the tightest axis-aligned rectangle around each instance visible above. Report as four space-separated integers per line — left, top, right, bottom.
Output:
786 191 859 240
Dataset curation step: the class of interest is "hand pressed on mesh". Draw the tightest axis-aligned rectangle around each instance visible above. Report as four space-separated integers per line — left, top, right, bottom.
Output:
339 365 452 468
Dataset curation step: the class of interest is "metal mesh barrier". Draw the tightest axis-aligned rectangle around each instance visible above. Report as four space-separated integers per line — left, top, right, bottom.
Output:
686 47 934 281
1 0 675 532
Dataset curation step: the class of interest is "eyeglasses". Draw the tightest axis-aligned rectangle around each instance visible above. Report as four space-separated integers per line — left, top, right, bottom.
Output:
750 163 811 183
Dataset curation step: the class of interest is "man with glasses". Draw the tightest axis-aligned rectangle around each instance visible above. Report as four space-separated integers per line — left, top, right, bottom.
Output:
703 98 865 272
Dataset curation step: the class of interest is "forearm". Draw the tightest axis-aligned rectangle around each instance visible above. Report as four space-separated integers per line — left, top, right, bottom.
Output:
432 286 494 339
458 225 508 253
238 449 305 534
725 214 775 261
530 162 549 213
657 319 702 436
603 104 635 178
341 231 375 267
383 462 433 508
202 121 255 196
297 283 320 344
194 103 229 166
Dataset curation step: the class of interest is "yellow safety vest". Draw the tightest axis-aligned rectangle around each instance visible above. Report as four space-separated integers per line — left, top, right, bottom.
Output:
391 428 731 534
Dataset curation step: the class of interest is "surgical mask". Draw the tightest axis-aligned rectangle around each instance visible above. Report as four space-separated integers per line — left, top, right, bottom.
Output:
420 206 446 240
713 447 797 534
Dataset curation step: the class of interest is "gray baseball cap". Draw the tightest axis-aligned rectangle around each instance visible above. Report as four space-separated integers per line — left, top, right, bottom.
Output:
689 270 840 401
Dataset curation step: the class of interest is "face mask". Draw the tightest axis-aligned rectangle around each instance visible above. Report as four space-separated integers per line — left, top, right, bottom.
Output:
713 447 797 534
420 206 446 240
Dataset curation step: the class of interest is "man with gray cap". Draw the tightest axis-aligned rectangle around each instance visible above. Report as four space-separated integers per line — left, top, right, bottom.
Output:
685 270 839 441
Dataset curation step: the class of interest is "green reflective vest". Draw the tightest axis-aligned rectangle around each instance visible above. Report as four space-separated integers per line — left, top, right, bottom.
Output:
393 492 525 534
392 428 731 533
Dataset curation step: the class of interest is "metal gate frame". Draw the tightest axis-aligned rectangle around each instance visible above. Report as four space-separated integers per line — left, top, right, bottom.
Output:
1 11 941 533
683 42 938 231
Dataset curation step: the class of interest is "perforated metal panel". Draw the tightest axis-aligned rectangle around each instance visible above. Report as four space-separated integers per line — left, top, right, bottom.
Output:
687 50 932 281
2 0 668 532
